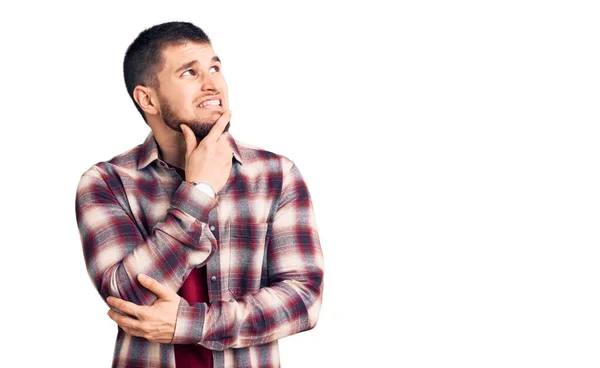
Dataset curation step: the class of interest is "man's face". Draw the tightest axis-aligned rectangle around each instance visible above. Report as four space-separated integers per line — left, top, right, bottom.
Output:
155 42 229 139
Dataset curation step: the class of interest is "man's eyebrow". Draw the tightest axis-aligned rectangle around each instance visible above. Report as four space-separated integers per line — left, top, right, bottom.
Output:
174 57 221 74
175 60 197 74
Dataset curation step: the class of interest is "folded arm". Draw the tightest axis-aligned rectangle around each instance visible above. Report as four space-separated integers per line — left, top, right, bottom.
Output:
75 165 218 306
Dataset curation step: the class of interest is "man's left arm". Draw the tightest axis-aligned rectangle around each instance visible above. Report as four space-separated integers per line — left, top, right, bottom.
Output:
108 162 324 349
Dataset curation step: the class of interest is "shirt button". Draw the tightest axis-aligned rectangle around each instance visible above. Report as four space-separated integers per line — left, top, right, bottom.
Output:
211 276 217 282
210 225 215 231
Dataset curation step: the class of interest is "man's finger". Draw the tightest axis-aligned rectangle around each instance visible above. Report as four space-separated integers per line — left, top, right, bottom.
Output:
121 325 145 339
108 309 143 330
106 296 143 318
204 110 232 144
180 124 197 154
218 134 234 152
137 273 174 300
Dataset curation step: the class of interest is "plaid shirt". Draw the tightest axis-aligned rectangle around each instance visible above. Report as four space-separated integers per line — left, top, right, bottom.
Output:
75 130 324 368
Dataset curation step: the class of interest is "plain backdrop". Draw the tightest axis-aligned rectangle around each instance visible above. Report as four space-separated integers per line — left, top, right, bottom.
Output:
2 1 600 367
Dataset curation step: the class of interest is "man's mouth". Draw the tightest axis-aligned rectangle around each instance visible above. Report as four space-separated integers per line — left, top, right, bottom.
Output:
198 99 222 109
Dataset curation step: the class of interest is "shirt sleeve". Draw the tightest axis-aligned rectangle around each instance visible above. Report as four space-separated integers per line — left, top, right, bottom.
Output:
75 165 218 306
171 162 325 350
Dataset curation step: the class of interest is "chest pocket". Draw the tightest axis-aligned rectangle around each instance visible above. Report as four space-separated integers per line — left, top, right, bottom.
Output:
226 222 270 299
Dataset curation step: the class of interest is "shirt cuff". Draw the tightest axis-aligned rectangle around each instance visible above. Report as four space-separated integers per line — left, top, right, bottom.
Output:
171 298 206 345
171 182 218 223
193 182 216 197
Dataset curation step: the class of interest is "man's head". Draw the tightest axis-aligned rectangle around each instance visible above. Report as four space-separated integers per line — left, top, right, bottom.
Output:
124 21 229 138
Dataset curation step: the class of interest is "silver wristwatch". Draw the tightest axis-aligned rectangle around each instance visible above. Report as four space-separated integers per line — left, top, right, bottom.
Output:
187 181 218 200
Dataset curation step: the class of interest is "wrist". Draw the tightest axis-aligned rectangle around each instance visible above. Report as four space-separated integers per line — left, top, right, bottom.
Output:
186 181 218 200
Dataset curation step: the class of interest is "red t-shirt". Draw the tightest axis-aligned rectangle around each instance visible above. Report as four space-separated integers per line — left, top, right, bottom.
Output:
168 163 213 368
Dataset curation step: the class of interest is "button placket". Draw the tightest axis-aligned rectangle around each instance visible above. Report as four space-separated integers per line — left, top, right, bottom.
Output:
208 224 218 287
206 210 221 297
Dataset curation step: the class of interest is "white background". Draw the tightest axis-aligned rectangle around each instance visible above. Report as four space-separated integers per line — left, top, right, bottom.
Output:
2 1 600 367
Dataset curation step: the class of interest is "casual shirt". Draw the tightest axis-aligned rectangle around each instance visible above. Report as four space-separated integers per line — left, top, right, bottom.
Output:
75 130 324 368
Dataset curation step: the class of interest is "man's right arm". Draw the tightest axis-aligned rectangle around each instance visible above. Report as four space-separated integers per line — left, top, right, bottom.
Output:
75 165 217 307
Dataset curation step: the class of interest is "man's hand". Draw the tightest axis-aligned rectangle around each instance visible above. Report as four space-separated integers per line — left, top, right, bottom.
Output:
106 274 181 344
180 110 234 194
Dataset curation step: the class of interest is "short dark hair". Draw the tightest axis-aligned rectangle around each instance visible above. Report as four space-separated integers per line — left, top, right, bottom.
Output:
123 21 211 123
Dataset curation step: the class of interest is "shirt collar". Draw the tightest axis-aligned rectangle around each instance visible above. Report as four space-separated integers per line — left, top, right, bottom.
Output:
137 130 244 170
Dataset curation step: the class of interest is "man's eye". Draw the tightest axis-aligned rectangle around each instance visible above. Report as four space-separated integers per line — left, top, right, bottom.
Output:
182 69 196 76
210 66 220 73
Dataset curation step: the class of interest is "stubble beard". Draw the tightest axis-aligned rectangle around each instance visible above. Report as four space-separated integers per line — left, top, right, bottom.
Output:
160 97 229 141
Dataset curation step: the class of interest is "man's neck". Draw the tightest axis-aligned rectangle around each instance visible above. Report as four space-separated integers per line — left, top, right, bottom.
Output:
151 125 187 170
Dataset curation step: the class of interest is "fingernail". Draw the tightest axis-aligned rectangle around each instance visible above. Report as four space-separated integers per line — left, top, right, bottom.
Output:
138 273 148 281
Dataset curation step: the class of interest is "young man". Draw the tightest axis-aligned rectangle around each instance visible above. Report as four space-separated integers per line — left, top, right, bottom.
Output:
75 21 324 368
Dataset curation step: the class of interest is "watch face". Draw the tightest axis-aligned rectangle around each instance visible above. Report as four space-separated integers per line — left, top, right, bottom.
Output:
194 182 216 197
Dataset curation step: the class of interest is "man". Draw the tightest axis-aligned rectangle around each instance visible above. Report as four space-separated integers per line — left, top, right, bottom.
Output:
75 21 324 368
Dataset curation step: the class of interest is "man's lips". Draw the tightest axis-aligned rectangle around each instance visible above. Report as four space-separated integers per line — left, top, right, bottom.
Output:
198 97 222 109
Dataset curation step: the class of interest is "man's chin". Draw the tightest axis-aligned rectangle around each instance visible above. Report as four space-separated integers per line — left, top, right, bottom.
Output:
190 115 230 135
188 122 215 138
166 114 228 137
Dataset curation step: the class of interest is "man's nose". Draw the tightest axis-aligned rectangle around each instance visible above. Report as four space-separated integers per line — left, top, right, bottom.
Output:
200 72 218 91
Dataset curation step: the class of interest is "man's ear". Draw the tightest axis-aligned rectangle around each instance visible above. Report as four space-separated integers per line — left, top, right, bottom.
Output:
133 86 159 116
